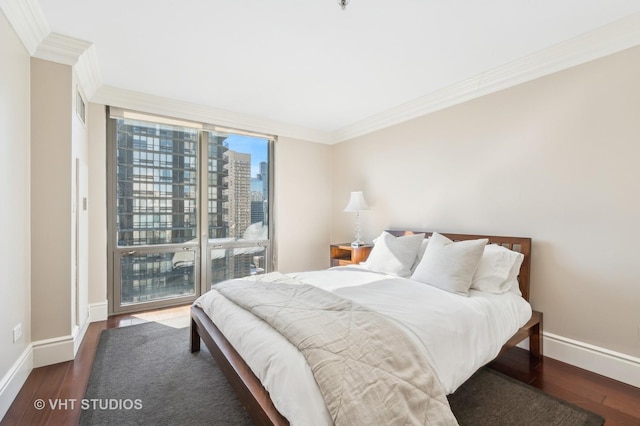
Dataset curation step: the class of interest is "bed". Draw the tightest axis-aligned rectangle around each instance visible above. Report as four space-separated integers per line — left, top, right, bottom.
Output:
190 231 542 425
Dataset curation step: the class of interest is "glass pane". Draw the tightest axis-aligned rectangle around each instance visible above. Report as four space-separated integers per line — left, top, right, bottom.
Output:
115 119 198 246
120 251 196 305
210 246 266 287
207 133 269 241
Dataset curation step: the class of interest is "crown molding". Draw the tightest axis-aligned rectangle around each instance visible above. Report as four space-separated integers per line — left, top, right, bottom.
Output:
33 32 102 99
330 11 640 144
0 0 102 99
34 32 90 65
91 85 331 144
72 43 102 99
3 1 640 144
0 0 49 55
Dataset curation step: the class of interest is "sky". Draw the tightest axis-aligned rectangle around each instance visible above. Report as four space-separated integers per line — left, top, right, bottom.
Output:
225 134 269 176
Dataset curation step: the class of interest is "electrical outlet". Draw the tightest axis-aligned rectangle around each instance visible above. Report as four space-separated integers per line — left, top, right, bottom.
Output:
13 323 22 343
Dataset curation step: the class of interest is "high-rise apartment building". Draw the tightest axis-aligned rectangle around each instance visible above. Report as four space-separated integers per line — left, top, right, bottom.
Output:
115 120 199 303
207 133 229 239
223 150 251 239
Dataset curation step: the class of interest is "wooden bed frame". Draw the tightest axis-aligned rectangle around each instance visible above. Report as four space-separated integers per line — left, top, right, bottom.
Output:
190 231 542 425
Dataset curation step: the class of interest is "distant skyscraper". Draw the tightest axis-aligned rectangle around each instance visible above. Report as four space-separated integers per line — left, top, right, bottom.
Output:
220 150 252 279
259 161 268 200
250 178 263 199
251 200 265 224
259 161 268 226
224 150 251 239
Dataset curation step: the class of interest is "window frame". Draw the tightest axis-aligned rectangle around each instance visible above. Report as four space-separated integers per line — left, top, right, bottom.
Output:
106 107 276 315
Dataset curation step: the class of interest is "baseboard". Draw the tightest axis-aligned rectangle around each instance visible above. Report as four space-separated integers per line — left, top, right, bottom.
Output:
544 332 640 388
89 300 108 322
73 314 91 355
1 320 91 417
32 334 75 368
32 318 94 368
0 345 33 420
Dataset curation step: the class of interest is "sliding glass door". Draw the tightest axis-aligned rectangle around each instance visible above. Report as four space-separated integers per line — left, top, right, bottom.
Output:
107 109 273 314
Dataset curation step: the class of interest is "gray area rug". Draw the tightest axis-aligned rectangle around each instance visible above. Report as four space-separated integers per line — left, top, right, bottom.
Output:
447 367 603 425
81 322 604 425
79 322 252 425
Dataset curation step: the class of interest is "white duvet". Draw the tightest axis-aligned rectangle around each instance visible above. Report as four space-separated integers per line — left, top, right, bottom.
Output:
194 266 532 426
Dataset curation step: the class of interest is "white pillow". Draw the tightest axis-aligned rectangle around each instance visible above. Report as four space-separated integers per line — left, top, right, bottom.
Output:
410 237 430 273
411 232 488 296
362 231 425 277
507 279 522 296
471 244 524 294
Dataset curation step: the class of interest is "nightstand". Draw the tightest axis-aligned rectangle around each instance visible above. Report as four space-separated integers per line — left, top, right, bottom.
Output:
330 243 373 267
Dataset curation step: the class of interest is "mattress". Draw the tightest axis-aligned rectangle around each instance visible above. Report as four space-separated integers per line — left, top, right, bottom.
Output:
194 266 532 426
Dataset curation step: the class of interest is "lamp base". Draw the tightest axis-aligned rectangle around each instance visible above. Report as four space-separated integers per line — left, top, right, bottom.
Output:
350 240 366 248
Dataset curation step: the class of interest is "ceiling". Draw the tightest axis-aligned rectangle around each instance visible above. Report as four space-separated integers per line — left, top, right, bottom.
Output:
16 1 640 142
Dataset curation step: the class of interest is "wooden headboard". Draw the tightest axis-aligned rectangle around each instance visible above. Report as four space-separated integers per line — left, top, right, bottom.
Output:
386 230 532 301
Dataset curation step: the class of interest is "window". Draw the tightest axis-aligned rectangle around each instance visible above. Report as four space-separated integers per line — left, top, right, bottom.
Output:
107 108 274 314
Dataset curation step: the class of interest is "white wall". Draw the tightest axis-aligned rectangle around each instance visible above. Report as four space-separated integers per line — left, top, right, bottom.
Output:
332 46 640 365
71 70 90 339
0 11 31 418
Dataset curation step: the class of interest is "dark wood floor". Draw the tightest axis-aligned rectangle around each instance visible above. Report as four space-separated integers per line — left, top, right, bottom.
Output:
2 305 639 425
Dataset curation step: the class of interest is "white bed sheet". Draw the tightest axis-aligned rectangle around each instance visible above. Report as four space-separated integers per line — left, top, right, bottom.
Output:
194 266 532 426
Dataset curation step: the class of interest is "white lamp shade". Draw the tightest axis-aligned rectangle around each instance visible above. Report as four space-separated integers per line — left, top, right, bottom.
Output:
344 191 370 212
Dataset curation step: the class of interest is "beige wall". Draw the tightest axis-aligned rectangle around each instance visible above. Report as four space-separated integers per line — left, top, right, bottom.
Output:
30 58 73 341
0 11 32 414
87 103 107 306
332 45 640 359
275 137 333 272
1 18 92 411
30 57 91 347
30 57 92 363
